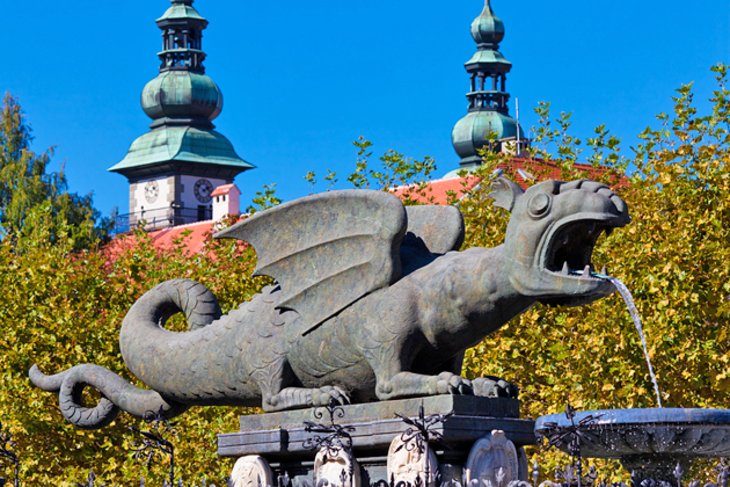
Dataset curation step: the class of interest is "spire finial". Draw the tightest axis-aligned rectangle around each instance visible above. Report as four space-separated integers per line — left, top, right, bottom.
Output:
471 0 504 47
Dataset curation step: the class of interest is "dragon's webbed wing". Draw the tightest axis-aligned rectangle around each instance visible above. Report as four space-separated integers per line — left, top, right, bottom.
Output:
405 205 464 253
214 190 407 334
400 205 465 276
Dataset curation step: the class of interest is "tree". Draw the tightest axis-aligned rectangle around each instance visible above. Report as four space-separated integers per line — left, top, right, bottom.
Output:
0 93 108 250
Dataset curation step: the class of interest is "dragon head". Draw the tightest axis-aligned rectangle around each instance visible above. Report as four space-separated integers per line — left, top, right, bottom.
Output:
491 177 630 306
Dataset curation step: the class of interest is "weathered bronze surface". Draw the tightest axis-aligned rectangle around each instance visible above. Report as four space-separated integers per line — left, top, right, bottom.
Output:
30 178 629 429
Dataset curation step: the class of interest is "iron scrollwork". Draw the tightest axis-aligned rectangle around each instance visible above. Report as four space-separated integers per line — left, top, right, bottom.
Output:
0 422 19 487
303 399 358 486
129 408 178 486
303 399 356 456
388 404 452 487
395 404 451 456
537 404 602 487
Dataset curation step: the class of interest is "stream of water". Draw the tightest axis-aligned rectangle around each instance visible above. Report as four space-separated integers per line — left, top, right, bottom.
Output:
604 276 663 408
571 270 664 407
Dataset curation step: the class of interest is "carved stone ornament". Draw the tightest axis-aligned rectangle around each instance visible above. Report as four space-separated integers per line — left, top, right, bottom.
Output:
387 436 439 487
231 455 274 487
465 430 520 485
314 447 362 487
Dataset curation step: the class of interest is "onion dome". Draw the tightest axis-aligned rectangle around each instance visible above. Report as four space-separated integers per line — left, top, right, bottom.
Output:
449 0 525 172
452 111 520 166
470 0 505 47
142 71 223 125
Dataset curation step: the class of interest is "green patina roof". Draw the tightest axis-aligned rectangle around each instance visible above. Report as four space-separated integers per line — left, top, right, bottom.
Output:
142 71 222 121
157 4 206 23
465 49 512 68
109 126 254 174
451 110 523 165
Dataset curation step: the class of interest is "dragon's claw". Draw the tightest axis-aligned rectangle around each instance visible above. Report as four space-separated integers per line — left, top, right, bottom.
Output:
434 372 474 395
472 377 518 399
313 386 350 407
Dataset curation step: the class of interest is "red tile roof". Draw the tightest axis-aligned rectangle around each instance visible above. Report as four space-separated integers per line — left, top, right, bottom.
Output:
211 184 238 197
109 158 623 255
106 220 217 258
393 158 620 204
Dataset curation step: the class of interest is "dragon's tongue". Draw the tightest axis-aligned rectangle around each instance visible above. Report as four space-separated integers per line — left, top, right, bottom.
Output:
570 267 610 280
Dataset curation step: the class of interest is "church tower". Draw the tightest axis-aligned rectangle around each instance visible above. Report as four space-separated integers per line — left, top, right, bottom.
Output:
110 0 254 231
451 0 527 172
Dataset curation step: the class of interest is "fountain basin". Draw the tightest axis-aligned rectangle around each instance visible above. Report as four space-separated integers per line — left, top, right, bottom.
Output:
535 408 730 481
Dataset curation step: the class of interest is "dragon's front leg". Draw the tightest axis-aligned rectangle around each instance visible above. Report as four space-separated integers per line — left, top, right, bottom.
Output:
370 352 517 400
374 371 517 400
262 386 350 412
375 371 473 399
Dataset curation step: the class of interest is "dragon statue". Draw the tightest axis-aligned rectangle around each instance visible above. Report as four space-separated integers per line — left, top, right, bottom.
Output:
30 177 629 429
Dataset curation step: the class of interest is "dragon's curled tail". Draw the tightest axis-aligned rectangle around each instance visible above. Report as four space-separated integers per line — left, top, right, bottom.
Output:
29 364 187 429
29 279 222 429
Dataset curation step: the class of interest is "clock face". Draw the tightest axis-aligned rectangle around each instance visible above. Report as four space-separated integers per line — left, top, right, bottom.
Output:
144 180 159 204
194 178 214 203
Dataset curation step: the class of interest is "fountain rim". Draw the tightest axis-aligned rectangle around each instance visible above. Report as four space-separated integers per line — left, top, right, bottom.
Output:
535 408 730 431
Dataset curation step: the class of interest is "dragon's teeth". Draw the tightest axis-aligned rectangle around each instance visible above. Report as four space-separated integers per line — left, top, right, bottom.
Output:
562 262 569 274
601 266 608 275
583 264 592 275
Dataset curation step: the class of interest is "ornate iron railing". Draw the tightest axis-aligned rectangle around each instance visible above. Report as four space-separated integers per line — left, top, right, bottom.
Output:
3 402 727 487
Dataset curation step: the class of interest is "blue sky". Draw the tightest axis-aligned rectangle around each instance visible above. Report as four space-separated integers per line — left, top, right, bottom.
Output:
3 1 728 217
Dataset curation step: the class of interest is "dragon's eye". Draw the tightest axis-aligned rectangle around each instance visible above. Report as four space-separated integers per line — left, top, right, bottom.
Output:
528 193 552 219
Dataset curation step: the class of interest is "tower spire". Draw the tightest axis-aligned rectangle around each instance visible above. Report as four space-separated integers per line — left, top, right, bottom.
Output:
450 0 526 172
156 0 208 74
109 0 254 232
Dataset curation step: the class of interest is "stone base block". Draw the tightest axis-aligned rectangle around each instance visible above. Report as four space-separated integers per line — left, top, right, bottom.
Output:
219 396 536 486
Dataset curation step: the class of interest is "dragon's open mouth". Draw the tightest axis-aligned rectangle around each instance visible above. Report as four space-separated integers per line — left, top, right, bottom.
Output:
543 217 620 280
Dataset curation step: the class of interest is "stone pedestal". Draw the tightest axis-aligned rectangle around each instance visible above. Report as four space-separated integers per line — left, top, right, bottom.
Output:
219 396 536 486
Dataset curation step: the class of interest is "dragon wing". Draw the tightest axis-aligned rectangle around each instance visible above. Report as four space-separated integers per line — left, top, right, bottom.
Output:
404 205 464 254
399 205 465 276
214 190 407 334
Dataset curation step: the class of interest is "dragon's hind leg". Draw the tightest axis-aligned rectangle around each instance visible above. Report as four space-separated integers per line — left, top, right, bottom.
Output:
250 359 350 412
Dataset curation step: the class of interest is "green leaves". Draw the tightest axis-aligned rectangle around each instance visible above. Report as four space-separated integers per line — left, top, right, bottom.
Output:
0 93 109 251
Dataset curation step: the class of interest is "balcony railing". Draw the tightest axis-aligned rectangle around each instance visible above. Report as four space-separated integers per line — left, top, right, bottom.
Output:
112 206 212 235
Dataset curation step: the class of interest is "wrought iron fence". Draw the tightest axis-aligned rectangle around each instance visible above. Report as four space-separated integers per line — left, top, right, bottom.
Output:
4 403 729 487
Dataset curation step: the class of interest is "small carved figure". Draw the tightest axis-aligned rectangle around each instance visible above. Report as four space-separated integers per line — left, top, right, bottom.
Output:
30 178 629 429
387 436 439 487
230 455 274 487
